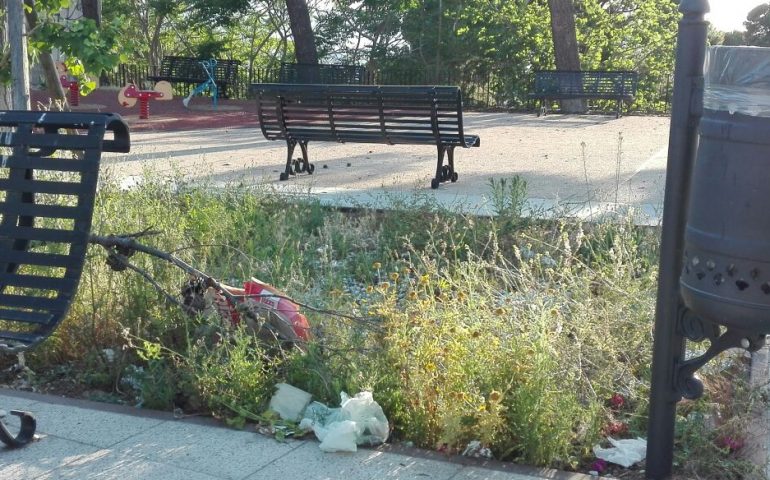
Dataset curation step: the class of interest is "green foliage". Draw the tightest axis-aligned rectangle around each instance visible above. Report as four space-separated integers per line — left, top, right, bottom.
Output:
24 172 758 478
746 3 770 46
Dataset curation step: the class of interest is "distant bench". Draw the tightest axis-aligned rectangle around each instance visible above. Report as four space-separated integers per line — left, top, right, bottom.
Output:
252 83 480 189
529 70 638 118
148 56 241 97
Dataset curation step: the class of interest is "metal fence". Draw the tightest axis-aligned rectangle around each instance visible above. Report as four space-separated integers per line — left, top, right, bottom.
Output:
102 63 672 114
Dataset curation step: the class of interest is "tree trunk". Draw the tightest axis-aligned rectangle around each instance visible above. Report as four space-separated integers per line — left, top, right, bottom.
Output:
24 0 68 105
81 0 101 26
8 0 30 110
0 0 11 110
285 0 318 81
547 0 584 113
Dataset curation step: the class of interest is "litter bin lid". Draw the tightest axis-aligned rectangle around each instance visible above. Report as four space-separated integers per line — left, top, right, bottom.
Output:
705 46 770 117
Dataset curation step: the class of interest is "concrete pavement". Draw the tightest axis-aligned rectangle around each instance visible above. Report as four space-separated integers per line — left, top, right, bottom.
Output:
0 389 595 480
102 112 671 225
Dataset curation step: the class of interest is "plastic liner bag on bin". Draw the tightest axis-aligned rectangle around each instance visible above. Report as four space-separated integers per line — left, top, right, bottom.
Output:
299 392 389 452
593 437 647 468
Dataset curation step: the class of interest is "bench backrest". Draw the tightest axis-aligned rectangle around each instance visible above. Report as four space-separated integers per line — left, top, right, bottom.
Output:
0 111 130 353
254 84 469 146
157 56 241 83
532 70 638 98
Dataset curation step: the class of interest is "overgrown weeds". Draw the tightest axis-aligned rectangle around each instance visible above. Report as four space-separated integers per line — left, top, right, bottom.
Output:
11 172 765 478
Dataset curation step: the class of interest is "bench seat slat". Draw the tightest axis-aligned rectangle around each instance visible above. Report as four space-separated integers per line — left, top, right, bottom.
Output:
0 133 101 150
0 250 72 267
0 293 63 311
0 225 79 243
0 202 87 220
0 179 85 196
0 273 76 291
0 309 53 325
1 156 93 172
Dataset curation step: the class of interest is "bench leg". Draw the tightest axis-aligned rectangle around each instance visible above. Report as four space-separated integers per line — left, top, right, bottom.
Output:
280 140 315 181
280 139 297 181
298 141 314 174
431 146 458 189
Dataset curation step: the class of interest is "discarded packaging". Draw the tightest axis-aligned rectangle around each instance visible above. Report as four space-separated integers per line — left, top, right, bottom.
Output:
269 383 313 422
462 440 493 458
593 437 647 468
301 391 389 452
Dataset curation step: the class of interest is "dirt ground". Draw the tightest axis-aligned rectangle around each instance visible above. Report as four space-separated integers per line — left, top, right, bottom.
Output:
33 87 671 223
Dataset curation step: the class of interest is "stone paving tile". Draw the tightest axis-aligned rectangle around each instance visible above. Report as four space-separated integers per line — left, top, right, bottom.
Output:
245 441 462 480
0 393 40 413
19 402 165 448
38 447 225 480
0 435 100 480
110 419 299 480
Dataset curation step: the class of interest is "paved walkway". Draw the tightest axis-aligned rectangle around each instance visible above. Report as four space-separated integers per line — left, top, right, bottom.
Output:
102 112 671 225
1 390 593 480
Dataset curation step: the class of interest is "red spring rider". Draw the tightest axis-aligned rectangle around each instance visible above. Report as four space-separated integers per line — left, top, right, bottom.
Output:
118 81 173 119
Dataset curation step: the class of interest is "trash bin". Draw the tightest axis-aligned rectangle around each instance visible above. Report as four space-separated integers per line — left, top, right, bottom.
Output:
681 46 770 333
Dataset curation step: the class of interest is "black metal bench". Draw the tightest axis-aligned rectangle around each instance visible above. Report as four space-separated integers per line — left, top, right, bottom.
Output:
252 84 480 189
148 56 241 97
528 70 638 118
0 110 130 447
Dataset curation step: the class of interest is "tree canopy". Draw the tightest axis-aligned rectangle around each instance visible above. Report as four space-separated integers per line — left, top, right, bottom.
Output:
4 0 683 110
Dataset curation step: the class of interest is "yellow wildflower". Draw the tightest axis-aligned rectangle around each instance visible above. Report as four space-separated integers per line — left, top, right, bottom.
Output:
372 262 382 270
389 272 399 281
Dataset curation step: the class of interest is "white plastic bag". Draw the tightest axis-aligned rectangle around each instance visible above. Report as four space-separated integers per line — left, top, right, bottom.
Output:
339 391 389 446
593 437 647 468
301 391 389 452
317 420 361 452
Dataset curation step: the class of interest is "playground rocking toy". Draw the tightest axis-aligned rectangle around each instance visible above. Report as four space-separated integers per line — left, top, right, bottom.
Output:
182 59 219 109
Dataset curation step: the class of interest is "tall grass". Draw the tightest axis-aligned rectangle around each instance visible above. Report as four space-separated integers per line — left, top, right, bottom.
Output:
17 172 763 477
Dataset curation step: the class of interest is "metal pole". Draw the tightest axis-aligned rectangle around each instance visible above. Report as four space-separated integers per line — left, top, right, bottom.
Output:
8 0 30 110
646 1 709 479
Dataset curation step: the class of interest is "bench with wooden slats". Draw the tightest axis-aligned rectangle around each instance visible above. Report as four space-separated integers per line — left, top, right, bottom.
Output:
252 84 480 189
0 111 130 355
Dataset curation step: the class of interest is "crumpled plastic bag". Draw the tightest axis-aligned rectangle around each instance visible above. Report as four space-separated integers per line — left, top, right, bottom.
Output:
300 391 389 452
593 437 647 468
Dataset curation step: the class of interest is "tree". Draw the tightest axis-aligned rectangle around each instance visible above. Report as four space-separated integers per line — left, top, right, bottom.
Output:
82 0 102 26
548 0 583 112
746 3 770 46
285 0 318 65
0 0 11 109
723 30 747 46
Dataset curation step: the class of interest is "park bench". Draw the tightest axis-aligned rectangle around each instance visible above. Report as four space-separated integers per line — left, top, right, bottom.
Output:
0 110 130 447
148 56 241 98
252 83 480 189
529 70 638 118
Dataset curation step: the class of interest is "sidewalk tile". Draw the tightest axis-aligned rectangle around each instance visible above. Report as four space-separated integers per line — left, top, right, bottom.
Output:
18 402 165 448
0 435 100 480
245 441 462 480
109 420 298 479
38 447 224 480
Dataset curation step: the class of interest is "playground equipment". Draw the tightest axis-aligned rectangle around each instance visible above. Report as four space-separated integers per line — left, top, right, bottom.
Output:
182 59 219 109
56 62 80 106
118 81 173 119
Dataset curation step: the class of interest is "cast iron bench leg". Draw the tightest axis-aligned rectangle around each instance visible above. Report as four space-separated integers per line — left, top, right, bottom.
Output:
432 145 457 189
298 141 314 174
280 139 297 181
0 410 36 448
